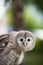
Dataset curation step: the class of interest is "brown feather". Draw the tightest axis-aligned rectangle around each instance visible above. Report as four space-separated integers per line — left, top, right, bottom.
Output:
0 34 9 54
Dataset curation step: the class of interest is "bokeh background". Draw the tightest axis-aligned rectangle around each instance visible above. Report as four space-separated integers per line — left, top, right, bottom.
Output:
0 0 43 65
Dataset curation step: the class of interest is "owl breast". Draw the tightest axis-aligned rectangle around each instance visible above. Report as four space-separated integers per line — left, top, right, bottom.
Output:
16 51 24 65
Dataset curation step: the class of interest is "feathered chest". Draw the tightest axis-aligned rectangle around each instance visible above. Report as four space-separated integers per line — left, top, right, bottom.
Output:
16 51 24 65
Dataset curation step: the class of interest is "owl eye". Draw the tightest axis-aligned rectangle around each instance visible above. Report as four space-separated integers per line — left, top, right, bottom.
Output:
27 39 30 42
26 37 33 43
20 38 23 42
17 36 25 44
26 37 31 42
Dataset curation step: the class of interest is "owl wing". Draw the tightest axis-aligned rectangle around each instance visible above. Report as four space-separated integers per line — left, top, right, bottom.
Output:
0 34 9 54
0 32 19 65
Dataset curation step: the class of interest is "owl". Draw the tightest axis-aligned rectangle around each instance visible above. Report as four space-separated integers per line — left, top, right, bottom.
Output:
0 30 35 65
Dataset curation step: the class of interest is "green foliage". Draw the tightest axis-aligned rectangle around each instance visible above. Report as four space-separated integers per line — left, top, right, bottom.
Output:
23 7 42 30
6 7 13 26
34 0 43 11
24 0 43 11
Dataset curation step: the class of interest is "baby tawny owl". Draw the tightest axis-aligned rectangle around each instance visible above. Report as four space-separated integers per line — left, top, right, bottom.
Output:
0 30 35 65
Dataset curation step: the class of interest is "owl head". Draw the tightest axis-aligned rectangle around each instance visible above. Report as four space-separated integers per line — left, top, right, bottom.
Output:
9 30 35 52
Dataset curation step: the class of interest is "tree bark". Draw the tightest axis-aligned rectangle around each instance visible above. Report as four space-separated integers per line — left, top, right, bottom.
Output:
12 0 24 31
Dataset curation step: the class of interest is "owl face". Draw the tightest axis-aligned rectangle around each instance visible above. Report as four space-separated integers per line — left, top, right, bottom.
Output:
16 30 35 52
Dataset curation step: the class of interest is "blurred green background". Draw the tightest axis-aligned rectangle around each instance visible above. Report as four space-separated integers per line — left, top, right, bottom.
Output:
0 0 43 65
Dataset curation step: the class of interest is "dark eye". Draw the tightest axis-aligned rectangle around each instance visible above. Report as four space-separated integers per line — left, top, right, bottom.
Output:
27 39 30 41
20 38 23 42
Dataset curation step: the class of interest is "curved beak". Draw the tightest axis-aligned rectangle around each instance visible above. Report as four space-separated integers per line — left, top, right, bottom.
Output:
23 42 27 48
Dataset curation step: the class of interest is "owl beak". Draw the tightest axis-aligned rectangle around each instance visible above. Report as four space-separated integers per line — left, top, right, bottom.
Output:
24 42 27 48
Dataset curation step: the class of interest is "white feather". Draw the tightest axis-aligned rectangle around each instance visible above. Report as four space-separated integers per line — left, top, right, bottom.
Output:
16 52 24 65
